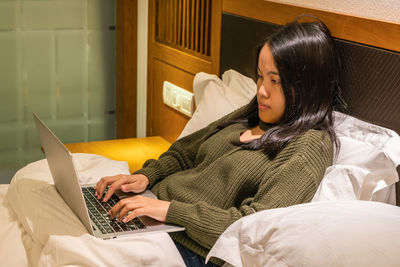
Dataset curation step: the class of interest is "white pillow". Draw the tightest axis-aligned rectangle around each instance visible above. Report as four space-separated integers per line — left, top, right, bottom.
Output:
178 69 256 138
312 112 400 204
221 69 257 104
207 200 400 267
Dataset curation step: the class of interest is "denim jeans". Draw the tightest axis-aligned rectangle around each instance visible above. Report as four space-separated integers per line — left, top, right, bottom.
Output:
174 241 219 267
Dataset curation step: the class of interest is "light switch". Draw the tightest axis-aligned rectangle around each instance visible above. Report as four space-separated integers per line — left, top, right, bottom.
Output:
162 81 194 117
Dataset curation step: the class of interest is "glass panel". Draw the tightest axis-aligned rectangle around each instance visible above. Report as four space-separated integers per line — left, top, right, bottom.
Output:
23 0 84 30
0 32 19 123
0 127 19 151
0 1 20 30
56 31 86 118
88 0 116 29
89 116 115 141
0 0 116 184
88 30 115 118
24 31 55 118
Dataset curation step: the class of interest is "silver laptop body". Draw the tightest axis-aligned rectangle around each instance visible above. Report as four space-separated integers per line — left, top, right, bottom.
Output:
33 113 185 239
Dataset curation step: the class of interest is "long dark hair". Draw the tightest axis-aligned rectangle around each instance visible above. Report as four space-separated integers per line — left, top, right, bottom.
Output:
216 17 344 158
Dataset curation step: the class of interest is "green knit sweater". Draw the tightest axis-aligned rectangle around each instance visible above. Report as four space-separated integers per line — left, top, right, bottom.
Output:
134 107 333 264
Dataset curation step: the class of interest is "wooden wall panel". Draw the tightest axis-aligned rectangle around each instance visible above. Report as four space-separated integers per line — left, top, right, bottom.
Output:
116 0 138 138
222 0 400 52
155 0 213 58
149 59 195 142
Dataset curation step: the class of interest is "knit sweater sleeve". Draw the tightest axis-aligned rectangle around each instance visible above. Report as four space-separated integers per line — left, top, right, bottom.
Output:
165 130 333 249
133 106 248 187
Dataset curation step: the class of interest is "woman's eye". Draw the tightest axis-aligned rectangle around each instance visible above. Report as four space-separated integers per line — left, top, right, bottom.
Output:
257 74 263 80
271 79 280 84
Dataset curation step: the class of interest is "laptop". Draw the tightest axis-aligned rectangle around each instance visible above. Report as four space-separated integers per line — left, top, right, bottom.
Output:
33 112 185 239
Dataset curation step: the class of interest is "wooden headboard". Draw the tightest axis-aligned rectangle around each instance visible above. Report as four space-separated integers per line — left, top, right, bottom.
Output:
218 0 400 205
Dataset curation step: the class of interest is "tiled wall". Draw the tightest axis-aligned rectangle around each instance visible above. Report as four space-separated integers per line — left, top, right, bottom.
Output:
0 0 116 183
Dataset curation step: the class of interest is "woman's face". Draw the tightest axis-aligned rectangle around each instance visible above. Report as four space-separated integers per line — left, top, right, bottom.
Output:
257 44 286 124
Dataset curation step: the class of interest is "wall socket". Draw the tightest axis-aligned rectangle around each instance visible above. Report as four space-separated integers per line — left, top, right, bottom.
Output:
162 81 194 117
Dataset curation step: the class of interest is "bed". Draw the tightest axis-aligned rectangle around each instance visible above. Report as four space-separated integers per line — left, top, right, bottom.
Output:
2 1 400 267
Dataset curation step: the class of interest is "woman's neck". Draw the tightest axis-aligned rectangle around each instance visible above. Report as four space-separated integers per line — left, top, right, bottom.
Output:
258 120 273 131
240 126 264 143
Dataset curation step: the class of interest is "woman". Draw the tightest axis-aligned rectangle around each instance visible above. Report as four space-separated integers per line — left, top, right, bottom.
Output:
95 18 342 266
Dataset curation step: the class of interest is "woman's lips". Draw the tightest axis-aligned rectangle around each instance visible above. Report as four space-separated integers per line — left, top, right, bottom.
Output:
258 104 270 111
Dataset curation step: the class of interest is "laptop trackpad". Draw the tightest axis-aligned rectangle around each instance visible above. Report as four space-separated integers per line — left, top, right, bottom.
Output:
114 189 157 200
114 189 138 199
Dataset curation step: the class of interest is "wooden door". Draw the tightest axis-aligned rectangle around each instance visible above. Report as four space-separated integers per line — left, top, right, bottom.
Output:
147 0 222 142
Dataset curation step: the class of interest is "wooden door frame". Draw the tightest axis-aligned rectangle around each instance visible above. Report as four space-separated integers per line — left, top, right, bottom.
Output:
116 0 138 138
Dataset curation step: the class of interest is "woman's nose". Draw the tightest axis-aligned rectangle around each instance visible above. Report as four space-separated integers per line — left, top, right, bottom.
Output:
258 84 270 98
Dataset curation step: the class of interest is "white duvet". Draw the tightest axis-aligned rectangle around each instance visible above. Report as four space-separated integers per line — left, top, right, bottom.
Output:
4 153 185 267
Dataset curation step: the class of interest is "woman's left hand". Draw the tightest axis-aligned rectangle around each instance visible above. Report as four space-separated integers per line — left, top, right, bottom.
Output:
109 196 171 223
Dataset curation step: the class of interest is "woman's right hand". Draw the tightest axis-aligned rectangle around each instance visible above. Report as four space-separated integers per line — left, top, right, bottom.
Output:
94 174 149 202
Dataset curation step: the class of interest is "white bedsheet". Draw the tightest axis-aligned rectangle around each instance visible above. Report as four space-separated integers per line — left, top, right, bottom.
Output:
4 153 185 267
0 184 29 266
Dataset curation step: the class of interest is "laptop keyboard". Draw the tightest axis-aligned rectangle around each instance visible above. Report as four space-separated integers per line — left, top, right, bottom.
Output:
82 187 146 234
